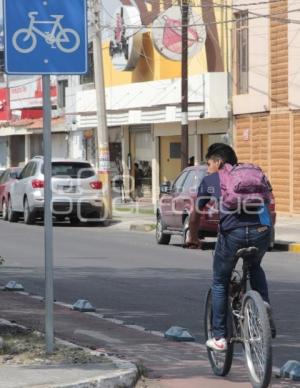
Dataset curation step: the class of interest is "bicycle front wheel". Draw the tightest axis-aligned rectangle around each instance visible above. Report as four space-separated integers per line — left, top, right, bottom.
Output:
204 288 234 376
242 290 272 388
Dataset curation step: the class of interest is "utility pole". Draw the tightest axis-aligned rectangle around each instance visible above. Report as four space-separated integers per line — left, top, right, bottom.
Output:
181 0 189 170
91 0 112 220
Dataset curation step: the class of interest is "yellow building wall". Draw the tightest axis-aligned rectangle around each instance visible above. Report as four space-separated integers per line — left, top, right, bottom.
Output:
102 2 232 87
160 136 181 182
102 2 232 184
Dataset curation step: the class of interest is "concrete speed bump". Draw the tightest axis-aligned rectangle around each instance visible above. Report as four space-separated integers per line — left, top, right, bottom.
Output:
4 281 24 291
72 299 96 312
280 360 300 381
164 326 195 342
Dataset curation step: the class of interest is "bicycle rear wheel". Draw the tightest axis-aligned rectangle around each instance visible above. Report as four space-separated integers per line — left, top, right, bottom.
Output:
242 290 272 388
204 288 234 376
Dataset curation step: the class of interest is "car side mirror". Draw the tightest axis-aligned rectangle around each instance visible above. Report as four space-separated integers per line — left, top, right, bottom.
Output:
160 181 172 194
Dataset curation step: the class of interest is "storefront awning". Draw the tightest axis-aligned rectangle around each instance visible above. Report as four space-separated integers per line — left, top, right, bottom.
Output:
7 116 66 133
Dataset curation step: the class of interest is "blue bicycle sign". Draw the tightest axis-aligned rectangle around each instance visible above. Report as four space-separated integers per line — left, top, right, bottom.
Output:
13 12 80 54
4 0 87 74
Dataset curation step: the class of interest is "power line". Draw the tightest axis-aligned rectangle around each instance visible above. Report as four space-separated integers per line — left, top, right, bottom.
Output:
99 6 300 40
98 0 300 37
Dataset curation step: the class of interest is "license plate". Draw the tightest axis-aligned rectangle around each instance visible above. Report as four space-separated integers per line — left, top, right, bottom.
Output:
57 185 77 193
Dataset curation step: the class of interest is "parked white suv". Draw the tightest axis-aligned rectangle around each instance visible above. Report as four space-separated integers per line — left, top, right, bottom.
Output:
8 156 105 225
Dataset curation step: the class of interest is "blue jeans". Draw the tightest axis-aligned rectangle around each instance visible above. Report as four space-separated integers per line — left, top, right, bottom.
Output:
212 225 271 338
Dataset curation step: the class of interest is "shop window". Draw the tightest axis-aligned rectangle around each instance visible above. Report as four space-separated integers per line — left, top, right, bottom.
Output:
80 43 94 84
235 11 249 95
58 79 68 108
134 131 152 191
170 142 181 159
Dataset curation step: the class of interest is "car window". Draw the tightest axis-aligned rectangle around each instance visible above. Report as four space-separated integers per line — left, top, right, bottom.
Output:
47 162 95 178
29 162 37 177
25 162 37 178
172 171 189 193
19 163 32 179
0 170 9 184
182 169 206 194
9 168 22 179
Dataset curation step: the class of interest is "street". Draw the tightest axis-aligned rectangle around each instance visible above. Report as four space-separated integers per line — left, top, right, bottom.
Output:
0 219 300 374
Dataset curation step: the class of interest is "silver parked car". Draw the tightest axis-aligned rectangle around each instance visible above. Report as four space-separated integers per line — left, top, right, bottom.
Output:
8 156 105 225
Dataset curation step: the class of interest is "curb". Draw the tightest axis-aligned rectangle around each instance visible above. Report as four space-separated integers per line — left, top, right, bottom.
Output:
55 340 139 388
129 224 155 232
274 241 300 252
51 366 138 388
0 318 139 388
127 224 300 252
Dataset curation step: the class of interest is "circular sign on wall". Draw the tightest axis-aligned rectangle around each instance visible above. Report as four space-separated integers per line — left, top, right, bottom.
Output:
109 6 143 71
152 6 206 61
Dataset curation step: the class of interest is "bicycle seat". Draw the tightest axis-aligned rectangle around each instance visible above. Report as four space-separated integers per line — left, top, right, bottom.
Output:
51 14 64 20
236 246 258 259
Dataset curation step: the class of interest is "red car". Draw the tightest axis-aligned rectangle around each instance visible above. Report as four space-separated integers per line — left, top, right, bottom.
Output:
0 167 22 220
156 165 276 248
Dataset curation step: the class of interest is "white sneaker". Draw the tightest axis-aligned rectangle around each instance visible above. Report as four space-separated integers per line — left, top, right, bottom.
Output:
206 337 227 351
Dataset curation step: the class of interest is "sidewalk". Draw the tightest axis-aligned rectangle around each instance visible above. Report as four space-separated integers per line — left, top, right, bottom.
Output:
112 205 300 252
0 291 294 388
0 318 137 388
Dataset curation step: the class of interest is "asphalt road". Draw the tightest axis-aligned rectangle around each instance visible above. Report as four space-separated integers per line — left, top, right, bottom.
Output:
0 219 299 369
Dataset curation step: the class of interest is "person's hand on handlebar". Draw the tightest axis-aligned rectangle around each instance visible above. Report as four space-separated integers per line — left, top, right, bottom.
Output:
185 208 203 249
185 235 202 249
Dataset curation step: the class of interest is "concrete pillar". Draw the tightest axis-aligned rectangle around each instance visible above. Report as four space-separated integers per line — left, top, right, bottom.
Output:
121 125 130 200
6 137 11 167
70 131 83 159
152 130 159 206
194 133 201 165
25 134 31 163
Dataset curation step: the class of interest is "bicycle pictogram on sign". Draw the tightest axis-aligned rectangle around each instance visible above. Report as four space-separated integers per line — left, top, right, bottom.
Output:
4 0 87 74
12 12 80 54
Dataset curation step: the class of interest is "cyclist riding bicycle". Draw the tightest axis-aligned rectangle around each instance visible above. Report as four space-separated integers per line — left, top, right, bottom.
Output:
187 143 275 351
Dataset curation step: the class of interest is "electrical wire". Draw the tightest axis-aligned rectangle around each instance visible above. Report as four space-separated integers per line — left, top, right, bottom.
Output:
97 0 300 38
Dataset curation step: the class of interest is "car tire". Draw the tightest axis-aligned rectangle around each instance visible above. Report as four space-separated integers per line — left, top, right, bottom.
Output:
268 226 275 251
55 216 66 222
156 215 171 245
100 219 110 227
2 199 8 221
24 198 35 225
70 215 81 225
7 197 19 223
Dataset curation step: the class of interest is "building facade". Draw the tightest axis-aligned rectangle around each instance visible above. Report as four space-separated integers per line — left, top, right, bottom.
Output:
233 0 300 214
0 76 68 168
67 1 232 204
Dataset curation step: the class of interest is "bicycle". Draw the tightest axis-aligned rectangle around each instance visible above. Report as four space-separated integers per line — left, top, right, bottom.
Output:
12 12 80 54
204 246 272 388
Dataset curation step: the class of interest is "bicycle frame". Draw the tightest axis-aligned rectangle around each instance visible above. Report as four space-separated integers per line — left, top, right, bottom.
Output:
229 258 251 343
27 13 65 42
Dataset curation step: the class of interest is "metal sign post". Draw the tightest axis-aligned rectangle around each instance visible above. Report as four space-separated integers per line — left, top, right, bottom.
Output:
4 0 88 354
42 75 54 353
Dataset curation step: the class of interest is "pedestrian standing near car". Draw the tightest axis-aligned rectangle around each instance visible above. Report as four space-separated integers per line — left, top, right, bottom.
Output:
188 156 195 166
187 143 276 351
134 162 143 200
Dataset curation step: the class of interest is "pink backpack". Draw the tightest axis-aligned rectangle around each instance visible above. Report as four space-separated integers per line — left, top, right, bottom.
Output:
218 163 271 209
